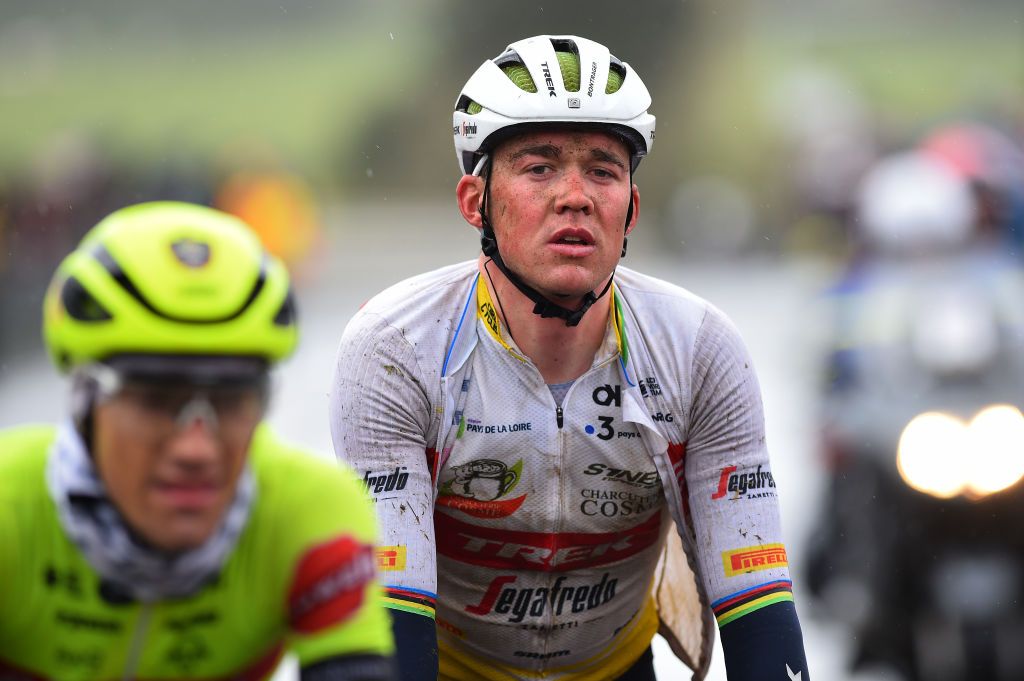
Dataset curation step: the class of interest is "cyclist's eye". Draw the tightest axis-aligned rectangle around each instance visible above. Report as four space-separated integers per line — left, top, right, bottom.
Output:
122 386 190 416
527 165 551 176
208 388 263 417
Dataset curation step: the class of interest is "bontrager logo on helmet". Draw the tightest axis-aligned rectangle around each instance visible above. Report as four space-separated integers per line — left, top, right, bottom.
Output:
452 35 656 176
171 239 211 268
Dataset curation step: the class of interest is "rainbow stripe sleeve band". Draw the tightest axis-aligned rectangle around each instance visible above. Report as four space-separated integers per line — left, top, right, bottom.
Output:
383 585 437 619
712 579 794 627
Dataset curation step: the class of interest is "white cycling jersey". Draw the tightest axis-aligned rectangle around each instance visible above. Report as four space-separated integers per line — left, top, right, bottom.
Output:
330 261 795 680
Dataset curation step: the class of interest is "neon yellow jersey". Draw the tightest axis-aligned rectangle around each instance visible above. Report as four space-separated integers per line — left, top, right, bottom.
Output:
0 424 393 681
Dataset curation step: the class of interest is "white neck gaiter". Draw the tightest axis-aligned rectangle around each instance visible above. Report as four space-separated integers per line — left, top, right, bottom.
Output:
46 420 255 603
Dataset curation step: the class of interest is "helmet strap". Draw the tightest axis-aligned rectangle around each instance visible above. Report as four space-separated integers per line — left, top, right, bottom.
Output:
477 159 614 328
621 164 634 258
70 370 99 455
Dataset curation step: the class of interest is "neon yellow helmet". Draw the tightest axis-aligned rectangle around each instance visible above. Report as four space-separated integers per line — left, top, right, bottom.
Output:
43 201 298 372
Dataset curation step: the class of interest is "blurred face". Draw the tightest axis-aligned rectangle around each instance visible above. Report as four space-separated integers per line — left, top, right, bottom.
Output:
92 377 265 553
483 128 639 301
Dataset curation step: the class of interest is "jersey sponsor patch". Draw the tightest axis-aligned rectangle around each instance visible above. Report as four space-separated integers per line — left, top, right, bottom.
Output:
582 462 660 489
437 493 527 518
362 466 409 498
376 545 407 571
721 543 789 578
711 464 777 501
465 573 618 623
288 536 375 634
435 510 662 572
438 458 527 518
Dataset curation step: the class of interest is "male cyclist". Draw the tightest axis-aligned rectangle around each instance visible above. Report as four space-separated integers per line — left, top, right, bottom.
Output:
330 36 809 680
0 202 395 680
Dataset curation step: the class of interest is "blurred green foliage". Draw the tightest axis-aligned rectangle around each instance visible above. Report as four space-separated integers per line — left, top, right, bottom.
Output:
0 0 1020 210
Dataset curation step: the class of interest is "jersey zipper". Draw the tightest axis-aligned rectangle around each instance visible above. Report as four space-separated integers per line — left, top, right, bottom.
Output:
541 355 622 672
122 603 153 681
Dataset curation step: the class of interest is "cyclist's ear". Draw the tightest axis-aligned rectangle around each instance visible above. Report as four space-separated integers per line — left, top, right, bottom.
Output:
456 175 486 230
625 184 641 236
70 369 99 452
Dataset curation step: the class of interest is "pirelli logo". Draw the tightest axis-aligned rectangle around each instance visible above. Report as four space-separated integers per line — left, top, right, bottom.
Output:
376 546 407 571
722 543 788 577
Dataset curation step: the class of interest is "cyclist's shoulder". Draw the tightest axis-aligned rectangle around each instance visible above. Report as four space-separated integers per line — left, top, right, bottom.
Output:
615 266 716 328
351 261 478 326
0 424 56 489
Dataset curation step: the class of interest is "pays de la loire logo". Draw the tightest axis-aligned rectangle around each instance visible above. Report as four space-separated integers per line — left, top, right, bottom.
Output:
438 458 526 519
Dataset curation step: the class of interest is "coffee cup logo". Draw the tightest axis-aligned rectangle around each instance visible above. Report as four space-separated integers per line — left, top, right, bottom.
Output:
449 459 518 502
438 458 527 518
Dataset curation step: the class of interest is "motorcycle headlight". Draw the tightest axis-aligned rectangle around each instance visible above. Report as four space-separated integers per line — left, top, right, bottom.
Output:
897 406 1024 499
965 405 1024 497
897 412 969 499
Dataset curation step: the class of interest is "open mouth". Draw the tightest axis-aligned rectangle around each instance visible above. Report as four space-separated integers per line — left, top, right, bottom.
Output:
551 229 594 247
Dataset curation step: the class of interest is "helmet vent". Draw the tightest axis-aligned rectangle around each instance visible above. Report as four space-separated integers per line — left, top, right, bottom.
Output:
491 50 537 94
549 39 581 92
606 58 626 94
273 287 297 327
90 244 266 324
61 276 112 322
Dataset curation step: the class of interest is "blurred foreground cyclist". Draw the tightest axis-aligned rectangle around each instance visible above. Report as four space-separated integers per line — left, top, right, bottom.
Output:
330 36 809 680
0 202 395 680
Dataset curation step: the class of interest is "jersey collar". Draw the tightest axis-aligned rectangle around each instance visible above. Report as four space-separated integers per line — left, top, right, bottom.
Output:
475 273 630 365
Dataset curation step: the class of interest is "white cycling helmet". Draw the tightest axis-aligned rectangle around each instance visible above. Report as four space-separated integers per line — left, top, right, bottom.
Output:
453 35 656 176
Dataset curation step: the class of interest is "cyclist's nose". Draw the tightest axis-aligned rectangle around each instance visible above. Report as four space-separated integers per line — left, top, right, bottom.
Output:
554 169 593 215
167 398 221 462
175 396 220 435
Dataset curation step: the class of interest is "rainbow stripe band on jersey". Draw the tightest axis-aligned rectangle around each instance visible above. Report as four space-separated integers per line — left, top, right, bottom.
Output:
711 580 794 626
383 585 437 619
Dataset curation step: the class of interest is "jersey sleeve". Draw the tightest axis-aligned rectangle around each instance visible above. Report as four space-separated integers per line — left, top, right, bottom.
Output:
279 452 396 666
329 311 439 622
683 307 810 678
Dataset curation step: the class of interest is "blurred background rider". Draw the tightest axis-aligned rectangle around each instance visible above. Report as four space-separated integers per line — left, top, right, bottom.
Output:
0 202 396 681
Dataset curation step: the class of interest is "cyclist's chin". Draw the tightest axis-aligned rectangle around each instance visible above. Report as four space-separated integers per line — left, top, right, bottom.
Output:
535 268 608 303
139 490 231 552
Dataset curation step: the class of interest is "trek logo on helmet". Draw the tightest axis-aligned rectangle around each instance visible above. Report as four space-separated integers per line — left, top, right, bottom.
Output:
171 239 211 268
539 61 557 97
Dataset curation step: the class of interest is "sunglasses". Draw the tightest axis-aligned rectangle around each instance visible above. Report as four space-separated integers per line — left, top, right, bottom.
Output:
80 363 270 436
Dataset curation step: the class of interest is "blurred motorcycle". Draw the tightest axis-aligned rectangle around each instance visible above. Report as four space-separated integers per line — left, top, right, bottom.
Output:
806 152 1024 681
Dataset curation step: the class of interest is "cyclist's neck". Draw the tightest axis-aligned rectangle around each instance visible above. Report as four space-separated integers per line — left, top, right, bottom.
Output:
477 256 611 384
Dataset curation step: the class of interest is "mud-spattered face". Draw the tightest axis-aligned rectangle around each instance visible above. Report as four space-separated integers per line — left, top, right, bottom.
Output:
486 128 638 304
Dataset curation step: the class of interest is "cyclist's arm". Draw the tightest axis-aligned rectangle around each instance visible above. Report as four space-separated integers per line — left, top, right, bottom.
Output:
299 654 397 680
278 451 396 679
684 306 810 680
329 312 439 681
